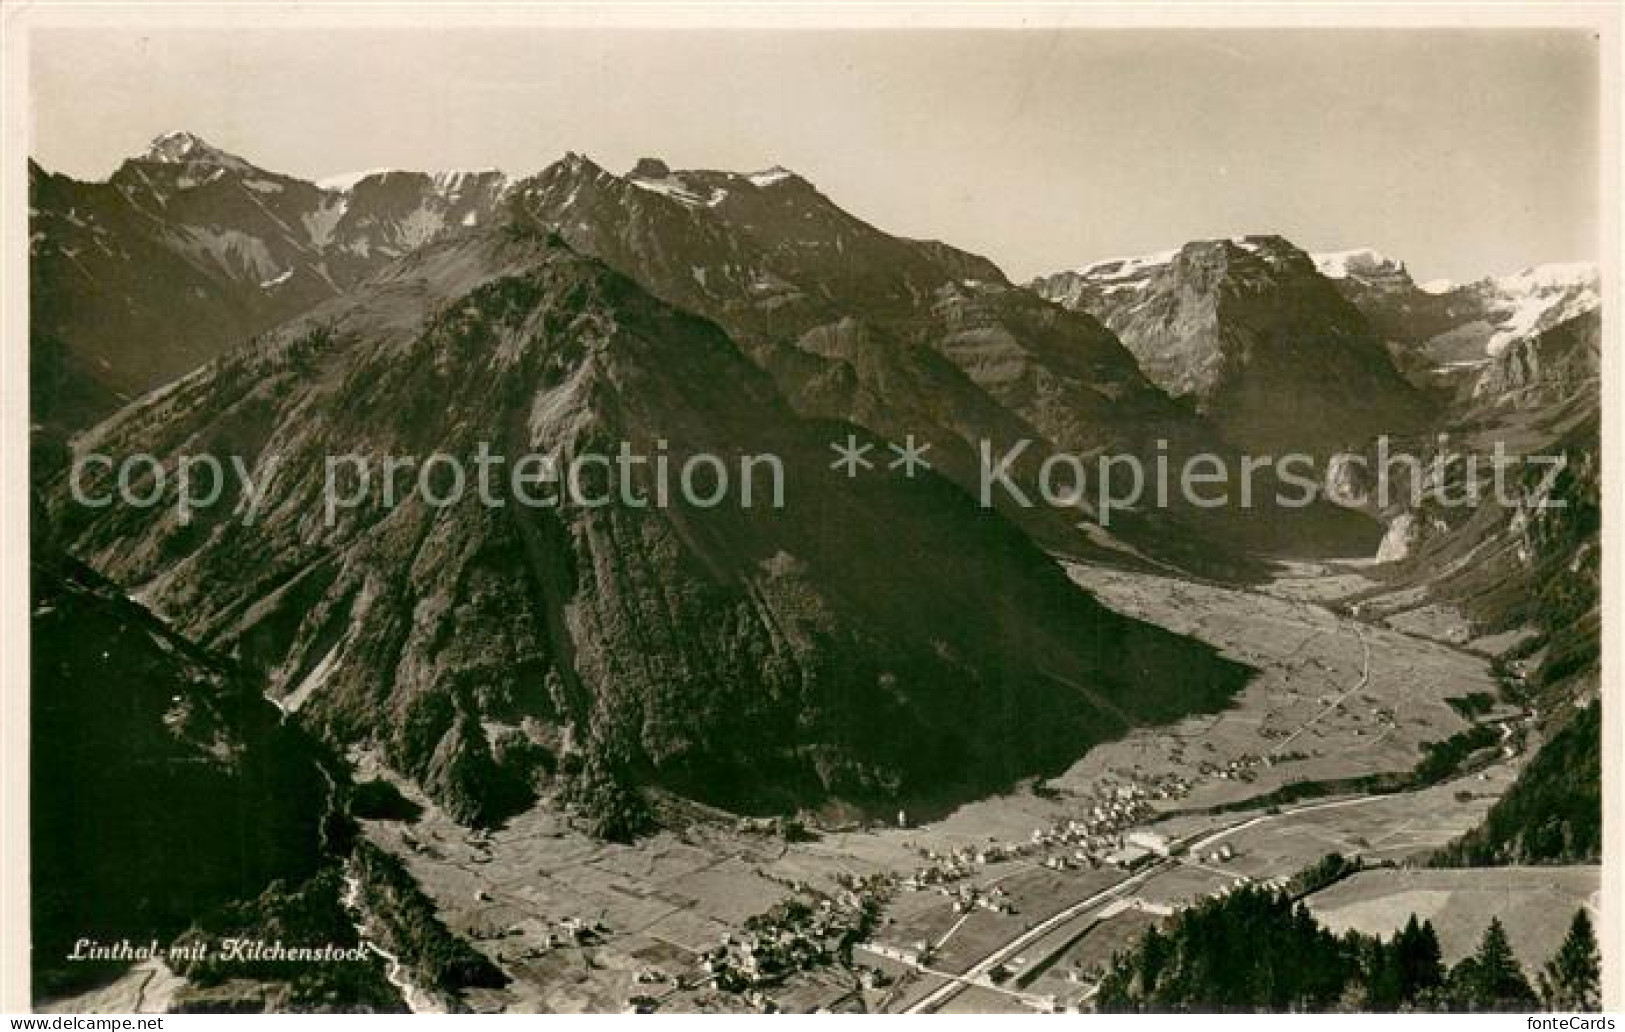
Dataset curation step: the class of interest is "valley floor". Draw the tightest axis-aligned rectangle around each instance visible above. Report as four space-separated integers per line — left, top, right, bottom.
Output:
313 558 1588 1014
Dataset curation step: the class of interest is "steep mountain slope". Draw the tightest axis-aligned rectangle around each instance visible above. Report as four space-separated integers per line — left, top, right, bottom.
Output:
1469 309 1600 412
51 225 1251 828
31 540 330 998
1419 416 1600 867
514 159 1379 565
1032 236 1430 455
1433 701 1600 867
1365 408 1599 693
518 155 1195 457
29 133 511 445
1350 379 1600 868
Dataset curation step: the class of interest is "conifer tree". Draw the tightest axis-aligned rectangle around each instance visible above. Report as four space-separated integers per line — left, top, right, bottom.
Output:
1449 918 1537 1012
1539 909 1601 1011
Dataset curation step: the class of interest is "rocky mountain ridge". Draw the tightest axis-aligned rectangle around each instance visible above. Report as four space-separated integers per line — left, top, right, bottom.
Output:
30 133 514 442
1031 235 1430 455
1312 249 1600 399
49 223 1251 827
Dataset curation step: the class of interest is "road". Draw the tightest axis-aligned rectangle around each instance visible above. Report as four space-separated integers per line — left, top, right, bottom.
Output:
1267 619 1371 758
901 861 1170 1013
888 562 1517 1013
900 778 1455 1014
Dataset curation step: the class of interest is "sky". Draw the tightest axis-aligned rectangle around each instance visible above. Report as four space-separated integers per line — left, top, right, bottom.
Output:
29 28 1600 283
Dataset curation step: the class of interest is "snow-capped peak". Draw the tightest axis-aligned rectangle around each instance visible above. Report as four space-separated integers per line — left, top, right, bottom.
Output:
1492 261 1598 294
1073 248 1178 280
316 168 398 192
747 166 796 188
1479 261 1600 356
140 131 253 171
1312 247 1402 281
314 167 508 195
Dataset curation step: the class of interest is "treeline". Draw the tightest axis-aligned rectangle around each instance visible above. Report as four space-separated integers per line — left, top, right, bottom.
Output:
1433 702 1600 866
170 870 407 1012
351 841 509 999
1096 879 1599 1012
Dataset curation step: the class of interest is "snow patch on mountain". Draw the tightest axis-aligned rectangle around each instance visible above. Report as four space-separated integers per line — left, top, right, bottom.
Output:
1480 263 1600 356
172 226 280 283
393 206 448 252
301 196 348 249
1493 262 1598 294
431 168 506 195
626 167 726 208
1313 248 1399 280
316 168 396 192
1306 248 1410 284
1072 249 1178 280
141 131 253 172
748 166 795 188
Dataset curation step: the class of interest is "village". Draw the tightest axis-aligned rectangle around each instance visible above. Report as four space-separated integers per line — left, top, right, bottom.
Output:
321 558 1563 1015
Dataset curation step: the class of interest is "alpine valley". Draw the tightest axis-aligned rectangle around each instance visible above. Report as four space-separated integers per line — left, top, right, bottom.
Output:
30 135 1602 1014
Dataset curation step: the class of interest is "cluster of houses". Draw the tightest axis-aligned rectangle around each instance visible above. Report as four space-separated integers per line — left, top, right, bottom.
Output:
479 912 610 958
901 842 1014 890
942 882 1017 916
1195 753 1267 782
1195 842 1238 865
897 778 1194 892
699 896 873 996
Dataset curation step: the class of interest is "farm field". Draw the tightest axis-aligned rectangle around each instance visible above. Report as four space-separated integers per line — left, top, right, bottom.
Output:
344 560 1545 1013
1012 904 1161 997
1146 763 1518 881
1306 866 1601 967
1059 561 1499 812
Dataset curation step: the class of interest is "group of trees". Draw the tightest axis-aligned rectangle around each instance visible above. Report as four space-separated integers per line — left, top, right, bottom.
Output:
350 841 509 994
1435 907 1597 1012
1433 702 1601 867
1095 880 1600 1013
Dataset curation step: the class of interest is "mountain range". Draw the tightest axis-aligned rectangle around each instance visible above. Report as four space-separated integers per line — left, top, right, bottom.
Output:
30 132 512 444
45 211 1251 827
30 130 1602 890
27 130 1606 1015
1311 248 1600 400
33 139 1389 569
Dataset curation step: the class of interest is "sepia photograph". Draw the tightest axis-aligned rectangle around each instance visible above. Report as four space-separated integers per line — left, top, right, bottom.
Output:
1 1 1617 1019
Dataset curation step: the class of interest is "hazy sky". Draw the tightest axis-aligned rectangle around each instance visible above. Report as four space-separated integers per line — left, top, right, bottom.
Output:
30 28 1599 282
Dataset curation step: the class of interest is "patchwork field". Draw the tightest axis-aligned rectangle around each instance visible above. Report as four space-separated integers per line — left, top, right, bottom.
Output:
341 560 1556 1013
1059 561 1500 812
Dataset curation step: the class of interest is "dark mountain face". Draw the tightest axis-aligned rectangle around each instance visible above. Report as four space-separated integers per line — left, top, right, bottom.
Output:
31 544 329 998
35 143 1378 572
510 159 1381 567
1032 236 1431 456
1467 309 1600 413
29 134 511 446
514 155 1182 456
50 226 1251 828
